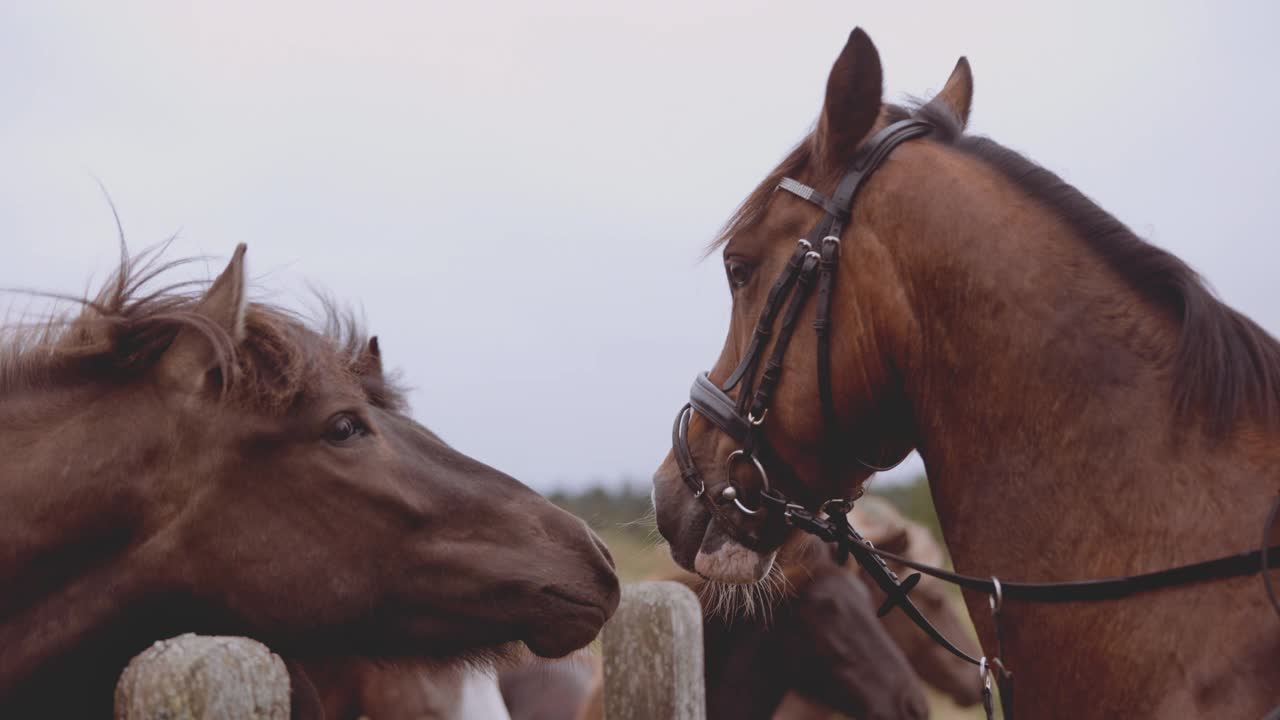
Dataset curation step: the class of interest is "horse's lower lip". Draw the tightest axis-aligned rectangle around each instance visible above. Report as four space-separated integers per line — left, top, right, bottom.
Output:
525 614 604 658
523 586 613 658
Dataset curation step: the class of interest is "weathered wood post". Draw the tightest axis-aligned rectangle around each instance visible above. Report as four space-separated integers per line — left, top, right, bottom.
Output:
602 581 706 720
114 633 290 720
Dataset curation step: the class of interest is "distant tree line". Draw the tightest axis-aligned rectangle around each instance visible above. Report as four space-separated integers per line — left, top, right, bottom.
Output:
865 474 943 541
547 473 944 544
547 480 655 540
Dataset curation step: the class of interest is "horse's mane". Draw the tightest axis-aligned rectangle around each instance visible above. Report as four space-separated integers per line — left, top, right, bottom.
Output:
712 101 1280 437
0 244 406 413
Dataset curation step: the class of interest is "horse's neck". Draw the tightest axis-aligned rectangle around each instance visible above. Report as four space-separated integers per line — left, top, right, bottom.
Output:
862 145 1280 713
0 387 156 706
0 387 147 590
871 144 1279 579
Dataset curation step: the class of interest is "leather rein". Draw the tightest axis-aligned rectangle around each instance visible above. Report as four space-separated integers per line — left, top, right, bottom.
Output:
670 116 1280 718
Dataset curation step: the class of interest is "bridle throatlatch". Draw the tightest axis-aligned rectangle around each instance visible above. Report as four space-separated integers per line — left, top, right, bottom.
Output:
670 116 1280 720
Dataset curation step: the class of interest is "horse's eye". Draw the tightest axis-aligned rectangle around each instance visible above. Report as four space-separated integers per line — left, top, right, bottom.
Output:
324 413 368 444
725 259 755 289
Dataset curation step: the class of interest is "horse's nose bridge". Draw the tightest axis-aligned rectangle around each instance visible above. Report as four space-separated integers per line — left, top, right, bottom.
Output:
533 500 616 571
450 463 614 573
394 425 620 602
397 425 536 511
519 498 621 609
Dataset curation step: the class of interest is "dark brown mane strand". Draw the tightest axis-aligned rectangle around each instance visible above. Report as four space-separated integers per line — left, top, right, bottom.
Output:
0 245 408 413
887 100 1280 436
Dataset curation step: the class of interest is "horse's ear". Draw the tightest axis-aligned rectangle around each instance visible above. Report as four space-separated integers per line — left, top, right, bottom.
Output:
353 336 384 384
156 244 248 395
815 28 883 167
929 56 974 129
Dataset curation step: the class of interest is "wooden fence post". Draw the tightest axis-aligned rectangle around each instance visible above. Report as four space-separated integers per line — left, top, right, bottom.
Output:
602 581 705 720
114 633 290 720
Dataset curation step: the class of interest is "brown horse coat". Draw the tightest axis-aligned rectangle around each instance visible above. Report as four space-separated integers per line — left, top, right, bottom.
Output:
652 26 1280 717
0 246 619 716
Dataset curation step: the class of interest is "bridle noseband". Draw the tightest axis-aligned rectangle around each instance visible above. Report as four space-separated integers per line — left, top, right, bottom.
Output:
672 118 933 522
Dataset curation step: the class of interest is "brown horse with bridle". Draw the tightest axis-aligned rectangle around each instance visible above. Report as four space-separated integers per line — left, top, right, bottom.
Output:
652 27 1280 718
0 244 619 716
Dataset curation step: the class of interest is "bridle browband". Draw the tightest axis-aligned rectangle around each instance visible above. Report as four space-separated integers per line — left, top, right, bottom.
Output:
670 116 1280 718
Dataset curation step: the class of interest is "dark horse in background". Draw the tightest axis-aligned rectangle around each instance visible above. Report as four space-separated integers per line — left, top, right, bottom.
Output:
503 499 981 720
506 556 930 720
653 27 1280 718
0 244 619 716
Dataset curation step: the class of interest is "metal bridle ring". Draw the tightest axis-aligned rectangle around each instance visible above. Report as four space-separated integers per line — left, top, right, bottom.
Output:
978 656 992 689
724 450 770 515
989 576 1003 613
677 406 705 498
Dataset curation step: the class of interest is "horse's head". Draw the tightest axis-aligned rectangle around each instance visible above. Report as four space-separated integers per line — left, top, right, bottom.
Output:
869 541 983 706
653 28 974 582
146 248 618 659
689 553 927 720
0 246 618 706
782 567 929 720
658 534 925 720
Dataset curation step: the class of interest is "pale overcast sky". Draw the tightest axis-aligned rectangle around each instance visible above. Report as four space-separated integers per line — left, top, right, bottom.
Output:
3 2 1278 491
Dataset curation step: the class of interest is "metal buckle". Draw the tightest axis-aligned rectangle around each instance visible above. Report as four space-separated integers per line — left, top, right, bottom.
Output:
981 578 1009 720
818 498 852 517
677 406 705 499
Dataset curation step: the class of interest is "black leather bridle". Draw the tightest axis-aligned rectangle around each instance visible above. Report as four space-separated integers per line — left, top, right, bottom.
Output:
670 116 1280 719
672 117 933 520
